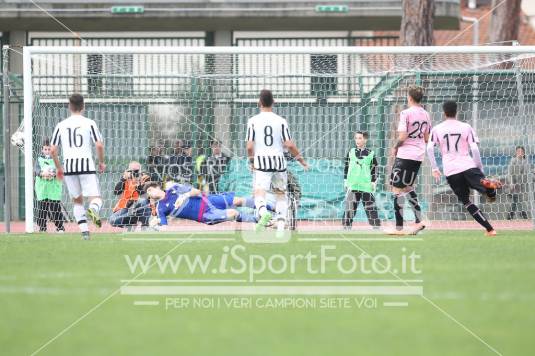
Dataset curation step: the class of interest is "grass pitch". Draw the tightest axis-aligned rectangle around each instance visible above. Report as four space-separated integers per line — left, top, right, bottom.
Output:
1 230 534 356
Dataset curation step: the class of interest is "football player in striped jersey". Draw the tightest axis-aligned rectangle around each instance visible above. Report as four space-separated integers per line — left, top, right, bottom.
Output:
246 89 308 235
50 94 106 239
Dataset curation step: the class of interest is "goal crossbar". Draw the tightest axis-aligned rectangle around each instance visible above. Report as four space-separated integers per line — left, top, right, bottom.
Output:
24 45 535 55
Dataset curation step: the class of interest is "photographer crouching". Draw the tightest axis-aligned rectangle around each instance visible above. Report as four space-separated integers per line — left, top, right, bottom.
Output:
109 161 152 230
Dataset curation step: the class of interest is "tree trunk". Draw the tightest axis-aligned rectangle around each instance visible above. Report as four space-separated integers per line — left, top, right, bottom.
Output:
400 0 435 46
490 0 521 45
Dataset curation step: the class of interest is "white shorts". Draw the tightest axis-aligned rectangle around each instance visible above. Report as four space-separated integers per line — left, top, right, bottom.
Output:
64 174 101 198
253 170 287 192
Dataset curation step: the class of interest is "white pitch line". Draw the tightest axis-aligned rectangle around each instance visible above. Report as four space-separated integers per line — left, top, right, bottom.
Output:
337 233 503 356
30 235 194 356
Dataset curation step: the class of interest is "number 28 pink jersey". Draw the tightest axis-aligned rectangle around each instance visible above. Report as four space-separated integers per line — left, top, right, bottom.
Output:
397 106 432 162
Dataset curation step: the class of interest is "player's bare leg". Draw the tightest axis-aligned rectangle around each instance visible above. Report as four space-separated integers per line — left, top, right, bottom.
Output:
86 195 103 228
226 209 240 220
72 195 90 240
233 196 257 209
221 205 256 223
234 196 274 214
232 197 247 207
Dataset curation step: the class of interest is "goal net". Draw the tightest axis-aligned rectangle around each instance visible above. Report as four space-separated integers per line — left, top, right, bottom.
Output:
23 46 535 233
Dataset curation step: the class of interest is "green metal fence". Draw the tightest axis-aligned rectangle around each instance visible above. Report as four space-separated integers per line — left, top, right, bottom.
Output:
23 70 535 221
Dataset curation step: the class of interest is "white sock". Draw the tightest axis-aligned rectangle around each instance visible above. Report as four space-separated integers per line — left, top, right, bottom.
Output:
73 204 89 232
89 197 103 214
254 196 268 218
276 219 285 232
275 195 288 231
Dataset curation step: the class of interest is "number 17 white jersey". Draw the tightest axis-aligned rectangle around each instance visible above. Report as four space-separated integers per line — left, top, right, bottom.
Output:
51 114 103 175
246 111 291 172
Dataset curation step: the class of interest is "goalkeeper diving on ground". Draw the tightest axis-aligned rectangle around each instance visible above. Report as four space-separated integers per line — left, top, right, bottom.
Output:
145 182 275 229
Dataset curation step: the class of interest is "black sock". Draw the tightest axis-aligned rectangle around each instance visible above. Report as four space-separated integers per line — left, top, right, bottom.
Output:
407 190 422 224
342 210 352 227
465 203 493 232
394 194 404 229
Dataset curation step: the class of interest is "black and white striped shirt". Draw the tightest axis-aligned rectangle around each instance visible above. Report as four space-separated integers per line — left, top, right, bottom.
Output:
51 115 103 175
246 111 291 172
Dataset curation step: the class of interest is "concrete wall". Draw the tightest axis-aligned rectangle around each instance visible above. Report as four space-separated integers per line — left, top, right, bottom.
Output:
0 1 460 31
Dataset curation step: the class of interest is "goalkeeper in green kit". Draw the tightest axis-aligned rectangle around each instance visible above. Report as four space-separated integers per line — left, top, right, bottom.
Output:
342 131 381 229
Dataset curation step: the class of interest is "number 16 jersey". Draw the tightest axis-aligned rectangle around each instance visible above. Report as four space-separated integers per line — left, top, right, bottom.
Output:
51 114 103 175
246 111 291 172
397 106 431 162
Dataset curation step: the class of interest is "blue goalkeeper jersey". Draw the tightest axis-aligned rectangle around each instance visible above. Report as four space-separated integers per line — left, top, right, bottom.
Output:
156 184 203 225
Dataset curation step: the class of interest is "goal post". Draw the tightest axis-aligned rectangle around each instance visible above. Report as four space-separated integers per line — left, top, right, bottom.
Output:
23 46 33 234
22 45 535 233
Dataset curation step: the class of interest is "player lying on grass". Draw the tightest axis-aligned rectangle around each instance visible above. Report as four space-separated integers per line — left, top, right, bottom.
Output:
145 182 259 228
426 100 503 237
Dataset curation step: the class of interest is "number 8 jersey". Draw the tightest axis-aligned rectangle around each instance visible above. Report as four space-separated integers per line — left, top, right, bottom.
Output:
51 114 103 175
397 106 432 162
246 111 291 172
